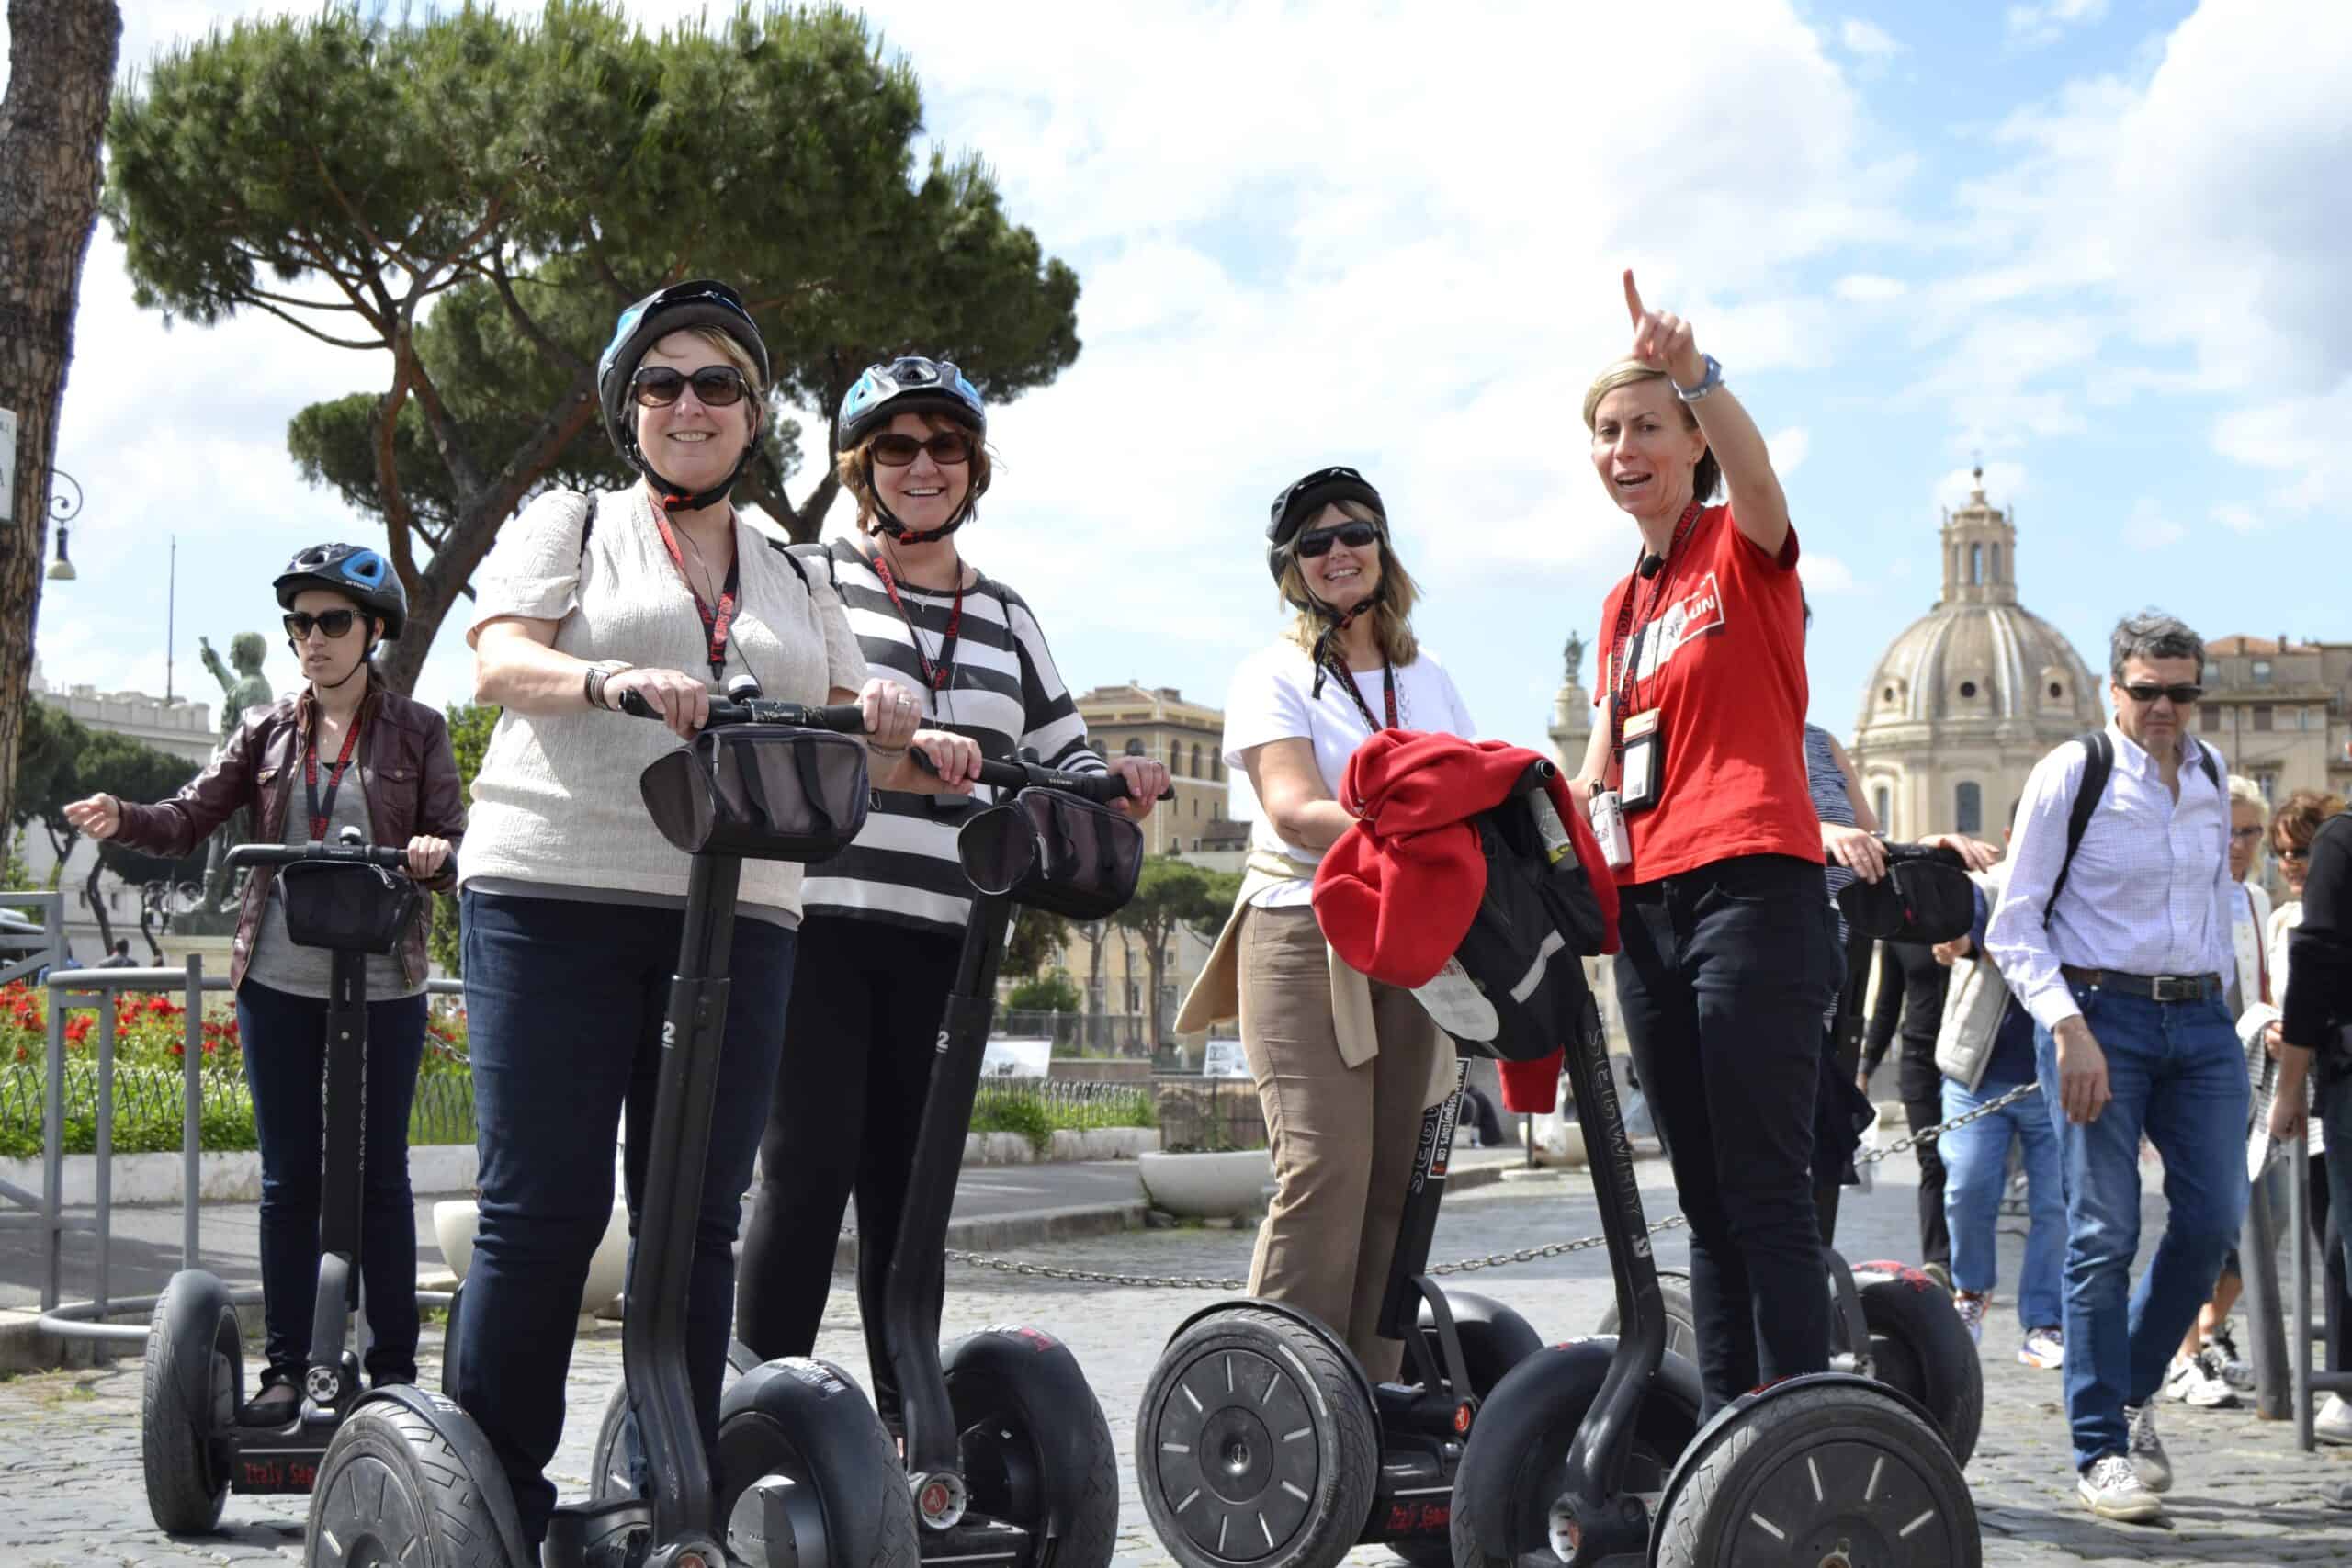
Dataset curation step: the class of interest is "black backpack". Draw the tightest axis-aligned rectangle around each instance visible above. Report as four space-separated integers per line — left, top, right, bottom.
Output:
1836 842 1975 945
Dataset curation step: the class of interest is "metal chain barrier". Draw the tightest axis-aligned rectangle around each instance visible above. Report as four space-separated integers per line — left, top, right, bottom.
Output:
933 1079 2049 1291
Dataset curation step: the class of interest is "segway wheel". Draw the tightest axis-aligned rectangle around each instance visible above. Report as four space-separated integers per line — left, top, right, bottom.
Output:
142 1269 242 1534
1137 1306 1376 1568
308 1398 517 1564
1849 1261 1984 1466
715 1357 921 1568
1450 1339 1702 1568
1592 1269 1699 1367
590 1338 762 1502
944 1325 1119 1568
1653 1382 1979 1568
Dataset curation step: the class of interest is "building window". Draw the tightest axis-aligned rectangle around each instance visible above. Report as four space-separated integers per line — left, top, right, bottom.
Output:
2048 681 2063 700
2253 660 2274 685
2254 705 2273 732
1989 543 2001 582
1958 680 1977 700
2200 705 2221 733
1873 786 1892 836
1193 742 1205 778
1969 543 1982 585
1883 685 1894 704
1124 738 1148 757
1955 781 1983 835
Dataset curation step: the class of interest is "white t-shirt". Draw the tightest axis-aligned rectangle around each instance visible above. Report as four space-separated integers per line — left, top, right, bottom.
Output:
1222 641 1476 907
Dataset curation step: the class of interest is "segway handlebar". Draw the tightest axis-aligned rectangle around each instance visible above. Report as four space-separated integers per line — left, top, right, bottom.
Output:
616 688 867 732
912 749 1175 804
224 834 410 872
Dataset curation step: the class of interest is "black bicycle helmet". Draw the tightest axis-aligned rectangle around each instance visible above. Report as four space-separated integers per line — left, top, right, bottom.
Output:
1265 466 1385 591
835 356 989 542
596 279 771 512
274 543 408 640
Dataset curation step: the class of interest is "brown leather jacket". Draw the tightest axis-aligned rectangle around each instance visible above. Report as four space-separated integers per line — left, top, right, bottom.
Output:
113 684 467 990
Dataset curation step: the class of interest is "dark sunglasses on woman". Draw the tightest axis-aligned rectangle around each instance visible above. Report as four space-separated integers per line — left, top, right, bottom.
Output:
1295 520 1381 558
630 365 751 409
2277 843 2312 864
868 431 973 468
283 609 361 640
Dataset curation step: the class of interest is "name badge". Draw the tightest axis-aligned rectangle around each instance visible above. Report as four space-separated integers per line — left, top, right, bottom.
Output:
1621 708 1664 813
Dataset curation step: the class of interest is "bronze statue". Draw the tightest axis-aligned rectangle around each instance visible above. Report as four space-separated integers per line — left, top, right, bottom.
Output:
198 632 274 913
1563 629 1585 691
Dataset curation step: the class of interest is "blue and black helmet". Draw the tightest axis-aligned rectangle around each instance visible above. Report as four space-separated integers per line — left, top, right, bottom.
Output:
596 279 771 511
274 544 408 639
835 356 986 453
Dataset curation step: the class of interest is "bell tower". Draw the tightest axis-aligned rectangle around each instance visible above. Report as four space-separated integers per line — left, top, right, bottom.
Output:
1938 465 2018 608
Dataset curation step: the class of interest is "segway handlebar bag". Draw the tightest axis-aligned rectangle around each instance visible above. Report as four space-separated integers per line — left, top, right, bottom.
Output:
1835 841 1973 945
278 860 420 955
956 787 1144 919
639 726 871 863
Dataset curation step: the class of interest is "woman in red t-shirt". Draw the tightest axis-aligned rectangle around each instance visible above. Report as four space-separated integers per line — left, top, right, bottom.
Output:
1566 271 1838 1416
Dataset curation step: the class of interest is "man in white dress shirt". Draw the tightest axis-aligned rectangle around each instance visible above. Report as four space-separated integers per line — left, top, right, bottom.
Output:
1986 612 2245 1524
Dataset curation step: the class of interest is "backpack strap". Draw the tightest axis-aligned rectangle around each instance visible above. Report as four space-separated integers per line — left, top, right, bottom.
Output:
763 535 813 592
2045 730 2113 928
2194 738 2221 795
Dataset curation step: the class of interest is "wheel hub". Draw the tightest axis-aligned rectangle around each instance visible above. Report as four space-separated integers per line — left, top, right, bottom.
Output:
1199 1406 1274 1503
1736 1441 1956 1566
1152 1348 1323 1562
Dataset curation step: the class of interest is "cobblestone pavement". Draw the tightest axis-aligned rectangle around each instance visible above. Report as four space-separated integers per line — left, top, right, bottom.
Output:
3 1156 2347 1565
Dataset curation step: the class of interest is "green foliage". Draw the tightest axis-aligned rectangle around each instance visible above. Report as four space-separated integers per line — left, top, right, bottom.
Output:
1111 857 1245 1048
967 1087 1057 1154
428 702 499 976
1001 907 1070 980
1005 969 1080 1014
105 2 1083 688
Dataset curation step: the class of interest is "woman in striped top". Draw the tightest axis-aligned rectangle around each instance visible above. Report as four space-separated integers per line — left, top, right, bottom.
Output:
734 357 1167 1421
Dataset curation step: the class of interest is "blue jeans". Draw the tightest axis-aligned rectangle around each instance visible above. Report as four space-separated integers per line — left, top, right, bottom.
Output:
235 978 427 1385
1939 1076 2065 1333
454 890 796 1545
2034 984 2247 1471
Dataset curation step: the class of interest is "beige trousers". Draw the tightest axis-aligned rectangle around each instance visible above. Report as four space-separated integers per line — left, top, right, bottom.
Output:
1238 903 1444 1380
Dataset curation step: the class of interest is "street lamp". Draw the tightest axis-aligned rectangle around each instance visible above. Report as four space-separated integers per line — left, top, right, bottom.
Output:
43 468 81 581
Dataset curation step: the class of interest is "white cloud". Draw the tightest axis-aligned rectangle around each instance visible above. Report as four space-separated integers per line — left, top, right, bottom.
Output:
1803 551 1859 596
1834 273 1908 303
2123 496 2185 550
2006 0 2109 50
2211 376 2352 513
2211 502 2262 535
1767 426 1811 478
1839 18 1904 59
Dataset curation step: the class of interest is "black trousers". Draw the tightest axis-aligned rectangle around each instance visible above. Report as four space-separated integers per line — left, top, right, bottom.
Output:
1899 1051 1952 1269
1615 853 1838 1417
736 915 964 1426
1815 923 1875 1247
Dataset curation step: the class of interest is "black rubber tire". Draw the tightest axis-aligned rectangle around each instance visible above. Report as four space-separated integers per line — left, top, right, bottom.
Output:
1849 1261 1984 1467
943 1325 1120 1568
1415 1289 1543 1400
589 1338 762 1502
1593 1273 1700 1368
142 1269 241 1534
1450 1339 1702 1568
715 1356 920 1568
307 1398 517 1566
1137 1305 1378 1568
1653 1382 1980 1568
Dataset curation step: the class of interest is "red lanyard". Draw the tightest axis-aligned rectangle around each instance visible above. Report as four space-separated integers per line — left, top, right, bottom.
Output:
305 709 365 841
872 550 965 692
1609 502 1700 765
650 501 741 681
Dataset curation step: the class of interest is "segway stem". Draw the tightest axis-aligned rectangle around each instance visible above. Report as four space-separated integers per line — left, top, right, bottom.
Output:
309 946 368 1407
888 885 1016 1487
1375 1061 1469 1343
621 850 741 1546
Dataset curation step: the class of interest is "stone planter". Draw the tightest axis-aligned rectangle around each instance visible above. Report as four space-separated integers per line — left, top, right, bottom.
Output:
434 1199 630 1314
1137 1148 1274 1219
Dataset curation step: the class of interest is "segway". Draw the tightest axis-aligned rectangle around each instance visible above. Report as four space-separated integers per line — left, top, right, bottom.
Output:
300 683 920 1568
142 830 421 1533
592 747 1155 1568
1448 777 1979 1566
1134 760 1573 1568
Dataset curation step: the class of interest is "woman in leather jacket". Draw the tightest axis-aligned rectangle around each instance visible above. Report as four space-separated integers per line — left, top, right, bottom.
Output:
65 544 464 1423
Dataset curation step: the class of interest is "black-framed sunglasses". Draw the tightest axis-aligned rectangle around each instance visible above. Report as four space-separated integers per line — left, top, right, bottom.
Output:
631 365 751 409
1295 520 1382 558
283 609 361 641
2277 844 2312 864
868 431 973 468
2117 682 2202 705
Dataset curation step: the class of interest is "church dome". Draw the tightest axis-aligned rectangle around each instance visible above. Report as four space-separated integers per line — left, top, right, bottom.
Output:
1848 469 2101 838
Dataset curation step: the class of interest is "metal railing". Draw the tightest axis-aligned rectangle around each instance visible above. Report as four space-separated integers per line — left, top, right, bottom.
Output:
994 1008 1154 1055
0 891 460 1339
969 1076 1155 1133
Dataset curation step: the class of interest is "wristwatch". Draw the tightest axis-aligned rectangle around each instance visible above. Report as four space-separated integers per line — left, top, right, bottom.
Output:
1673 355 1723 403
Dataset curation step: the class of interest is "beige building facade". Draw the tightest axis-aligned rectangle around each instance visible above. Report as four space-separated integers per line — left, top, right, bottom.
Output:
1849 470 2104 840
1072 682 1238 856
2197 635 2352 807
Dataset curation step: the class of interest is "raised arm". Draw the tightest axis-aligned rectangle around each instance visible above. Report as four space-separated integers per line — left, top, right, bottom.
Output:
1623 269 1789 558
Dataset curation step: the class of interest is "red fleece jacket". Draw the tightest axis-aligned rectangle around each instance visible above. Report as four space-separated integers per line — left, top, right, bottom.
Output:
1311 732 1618 1113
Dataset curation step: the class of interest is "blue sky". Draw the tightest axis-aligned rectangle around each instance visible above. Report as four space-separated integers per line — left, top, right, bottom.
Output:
17 0 2347 788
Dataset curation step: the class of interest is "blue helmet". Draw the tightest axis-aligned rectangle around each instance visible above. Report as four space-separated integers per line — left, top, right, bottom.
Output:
835 356 986 453
275 543 408 639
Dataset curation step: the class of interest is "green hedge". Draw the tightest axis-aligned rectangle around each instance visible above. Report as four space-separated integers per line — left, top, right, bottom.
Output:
0 1064 476 1159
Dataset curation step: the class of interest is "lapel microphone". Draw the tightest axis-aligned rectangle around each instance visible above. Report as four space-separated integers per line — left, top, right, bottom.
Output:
1637 554 1664 579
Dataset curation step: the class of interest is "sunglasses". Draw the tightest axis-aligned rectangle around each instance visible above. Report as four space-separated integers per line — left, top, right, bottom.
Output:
1295 520 1382 558
2117 682 2202 705
283 609 361 640
868 431 973 468
631 365 751 409
2277 845 2311 864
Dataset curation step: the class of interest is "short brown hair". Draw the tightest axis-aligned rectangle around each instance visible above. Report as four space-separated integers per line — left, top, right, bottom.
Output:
833 411 994 535
2272 789 2346 850
1581 359 1721 506
1276 499 1422 667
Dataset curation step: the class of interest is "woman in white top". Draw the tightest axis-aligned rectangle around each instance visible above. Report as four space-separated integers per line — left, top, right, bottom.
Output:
452 280 966 1548
1175 467 1474 1378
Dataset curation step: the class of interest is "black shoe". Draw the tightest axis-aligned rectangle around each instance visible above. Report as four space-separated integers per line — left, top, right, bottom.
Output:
239 1371 301 1427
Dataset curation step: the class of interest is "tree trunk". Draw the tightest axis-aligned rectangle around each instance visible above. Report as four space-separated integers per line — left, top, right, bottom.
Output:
0 0 123 840
1143 920 1170 1052
82 855 112 956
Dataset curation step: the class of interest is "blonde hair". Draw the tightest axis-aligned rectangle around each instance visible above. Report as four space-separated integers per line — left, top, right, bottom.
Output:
1582 359 1720 504
833 411 995 536
1277 499 1422 667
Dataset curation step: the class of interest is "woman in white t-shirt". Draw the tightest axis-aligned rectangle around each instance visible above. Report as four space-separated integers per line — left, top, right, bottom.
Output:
1174 466 1474 1378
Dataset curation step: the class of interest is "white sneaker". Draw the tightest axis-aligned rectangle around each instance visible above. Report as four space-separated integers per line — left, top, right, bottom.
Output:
2317 1393 2352 1447
2077 1453 2164 1522
2163 1350 2237 1409
1951 1292 1987 1345
2126 1402 2173 1493
2018 1325 2064 1369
